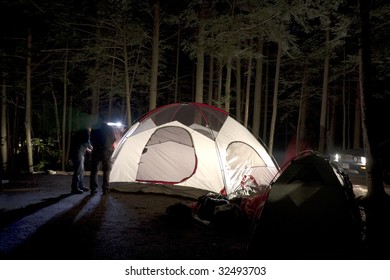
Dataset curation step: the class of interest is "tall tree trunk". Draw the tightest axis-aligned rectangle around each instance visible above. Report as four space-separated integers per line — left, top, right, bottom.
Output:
1 75 8 177
65 96 72 168
353 91 361 149
327 96 336 153
342 47 347 150
149 0 160 111
319 27 330 153
268 43 282 155
297 64 309 153
25 29 34 173
262 50 269 142
195 19 205 104
12 95 20 171
216 59 223 108
244 51 253 128
358 0 387 200
108 47 116 120
123 41 132 126
235 58 242 122
61 49 68 171
174 25 181 103
50 81 61 151
224 55 232 113
252 39 263 138
207 55 214 106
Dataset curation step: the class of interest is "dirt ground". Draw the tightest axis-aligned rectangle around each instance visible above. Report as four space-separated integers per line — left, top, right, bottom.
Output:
0 173 249 260
1 172 389 260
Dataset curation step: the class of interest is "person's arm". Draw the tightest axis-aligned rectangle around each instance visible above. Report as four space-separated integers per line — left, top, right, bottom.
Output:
86 141 93 152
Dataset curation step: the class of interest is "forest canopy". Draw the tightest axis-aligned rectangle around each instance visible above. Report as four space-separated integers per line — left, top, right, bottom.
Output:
0 0 389 175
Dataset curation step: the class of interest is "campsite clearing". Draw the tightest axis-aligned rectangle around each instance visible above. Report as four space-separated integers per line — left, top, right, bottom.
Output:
0 173 249 259
1 171 389 260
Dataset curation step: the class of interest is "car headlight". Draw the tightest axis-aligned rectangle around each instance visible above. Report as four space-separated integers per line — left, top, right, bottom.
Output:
361 156 366 165
334 154 339 162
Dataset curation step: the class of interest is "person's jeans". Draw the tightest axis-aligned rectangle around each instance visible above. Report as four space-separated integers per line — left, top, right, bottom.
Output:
71 151 86 189
90 150 112 191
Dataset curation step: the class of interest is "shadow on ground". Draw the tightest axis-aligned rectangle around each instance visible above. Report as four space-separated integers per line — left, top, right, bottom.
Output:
0 173 389 260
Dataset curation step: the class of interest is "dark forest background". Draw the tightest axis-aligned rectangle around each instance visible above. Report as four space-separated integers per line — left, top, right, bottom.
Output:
0 0 388 185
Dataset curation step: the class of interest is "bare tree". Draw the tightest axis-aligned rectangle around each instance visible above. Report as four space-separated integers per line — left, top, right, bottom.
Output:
50 80 61 151
207 54 214 106
358 0 389 201
195 3 206 104
243 40 253 128
235 58 242 122
25 29 34 173
1 74 8 177
268 43 282 155
318 25 330 153
61 49 68 171
252 39 263 138
353 93 361 149
149 0 160 111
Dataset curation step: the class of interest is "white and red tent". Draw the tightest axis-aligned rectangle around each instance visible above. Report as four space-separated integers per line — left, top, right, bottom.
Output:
110 103 279 198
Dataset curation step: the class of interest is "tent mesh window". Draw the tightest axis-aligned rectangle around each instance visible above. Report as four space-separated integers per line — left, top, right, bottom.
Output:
144 103 229 140
136 126 197 183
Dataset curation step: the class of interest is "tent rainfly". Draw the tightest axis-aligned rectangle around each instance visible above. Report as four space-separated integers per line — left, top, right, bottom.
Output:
247 151 364 259
109 102 279 198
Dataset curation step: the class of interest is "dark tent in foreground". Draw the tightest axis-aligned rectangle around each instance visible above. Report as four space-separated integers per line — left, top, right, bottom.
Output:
247 151 364 259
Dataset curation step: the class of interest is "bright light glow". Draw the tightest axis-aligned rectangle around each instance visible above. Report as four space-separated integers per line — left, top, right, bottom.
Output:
107 122 123 127
334 154 339 162
361 156 366 165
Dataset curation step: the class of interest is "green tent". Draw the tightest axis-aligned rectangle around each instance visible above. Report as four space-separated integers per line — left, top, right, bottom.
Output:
247 151 364 259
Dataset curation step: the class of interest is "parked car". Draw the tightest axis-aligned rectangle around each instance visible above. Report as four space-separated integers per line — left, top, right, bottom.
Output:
332 149 366 175
333 146 390 185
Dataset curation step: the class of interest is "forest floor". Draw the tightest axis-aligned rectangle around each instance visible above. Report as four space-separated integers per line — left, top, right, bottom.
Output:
0 172 389 260
0 172 249 260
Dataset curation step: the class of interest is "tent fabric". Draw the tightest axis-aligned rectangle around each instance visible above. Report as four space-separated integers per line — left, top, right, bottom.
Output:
247 151 364 259
110 102 279 198
136 126 197 183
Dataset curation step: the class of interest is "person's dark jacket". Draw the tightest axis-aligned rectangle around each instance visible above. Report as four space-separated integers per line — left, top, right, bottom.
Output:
70 129 93 157
90 122 115 156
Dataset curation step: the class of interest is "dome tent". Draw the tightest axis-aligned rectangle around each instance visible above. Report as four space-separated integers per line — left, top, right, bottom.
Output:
110 103 279 198
247 151 364 259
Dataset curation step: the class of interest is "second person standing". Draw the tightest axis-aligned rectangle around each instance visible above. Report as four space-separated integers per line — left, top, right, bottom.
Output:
89 116 116 195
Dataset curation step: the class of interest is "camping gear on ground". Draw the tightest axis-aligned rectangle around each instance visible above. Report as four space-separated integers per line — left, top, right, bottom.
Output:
196 193 230 221
109 102 279 199
247 151 364 259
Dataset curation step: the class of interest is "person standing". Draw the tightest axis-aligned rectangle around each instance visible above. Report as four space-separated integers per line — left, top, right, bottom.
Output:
70 127 93 194
89 116 116 195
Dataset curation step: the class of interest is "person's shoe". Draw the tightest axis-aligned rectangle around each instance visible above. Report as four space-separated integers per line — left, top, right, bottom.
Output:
71 188 83 194
90 188 98 195
103 188 110 195
79 186 89 192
